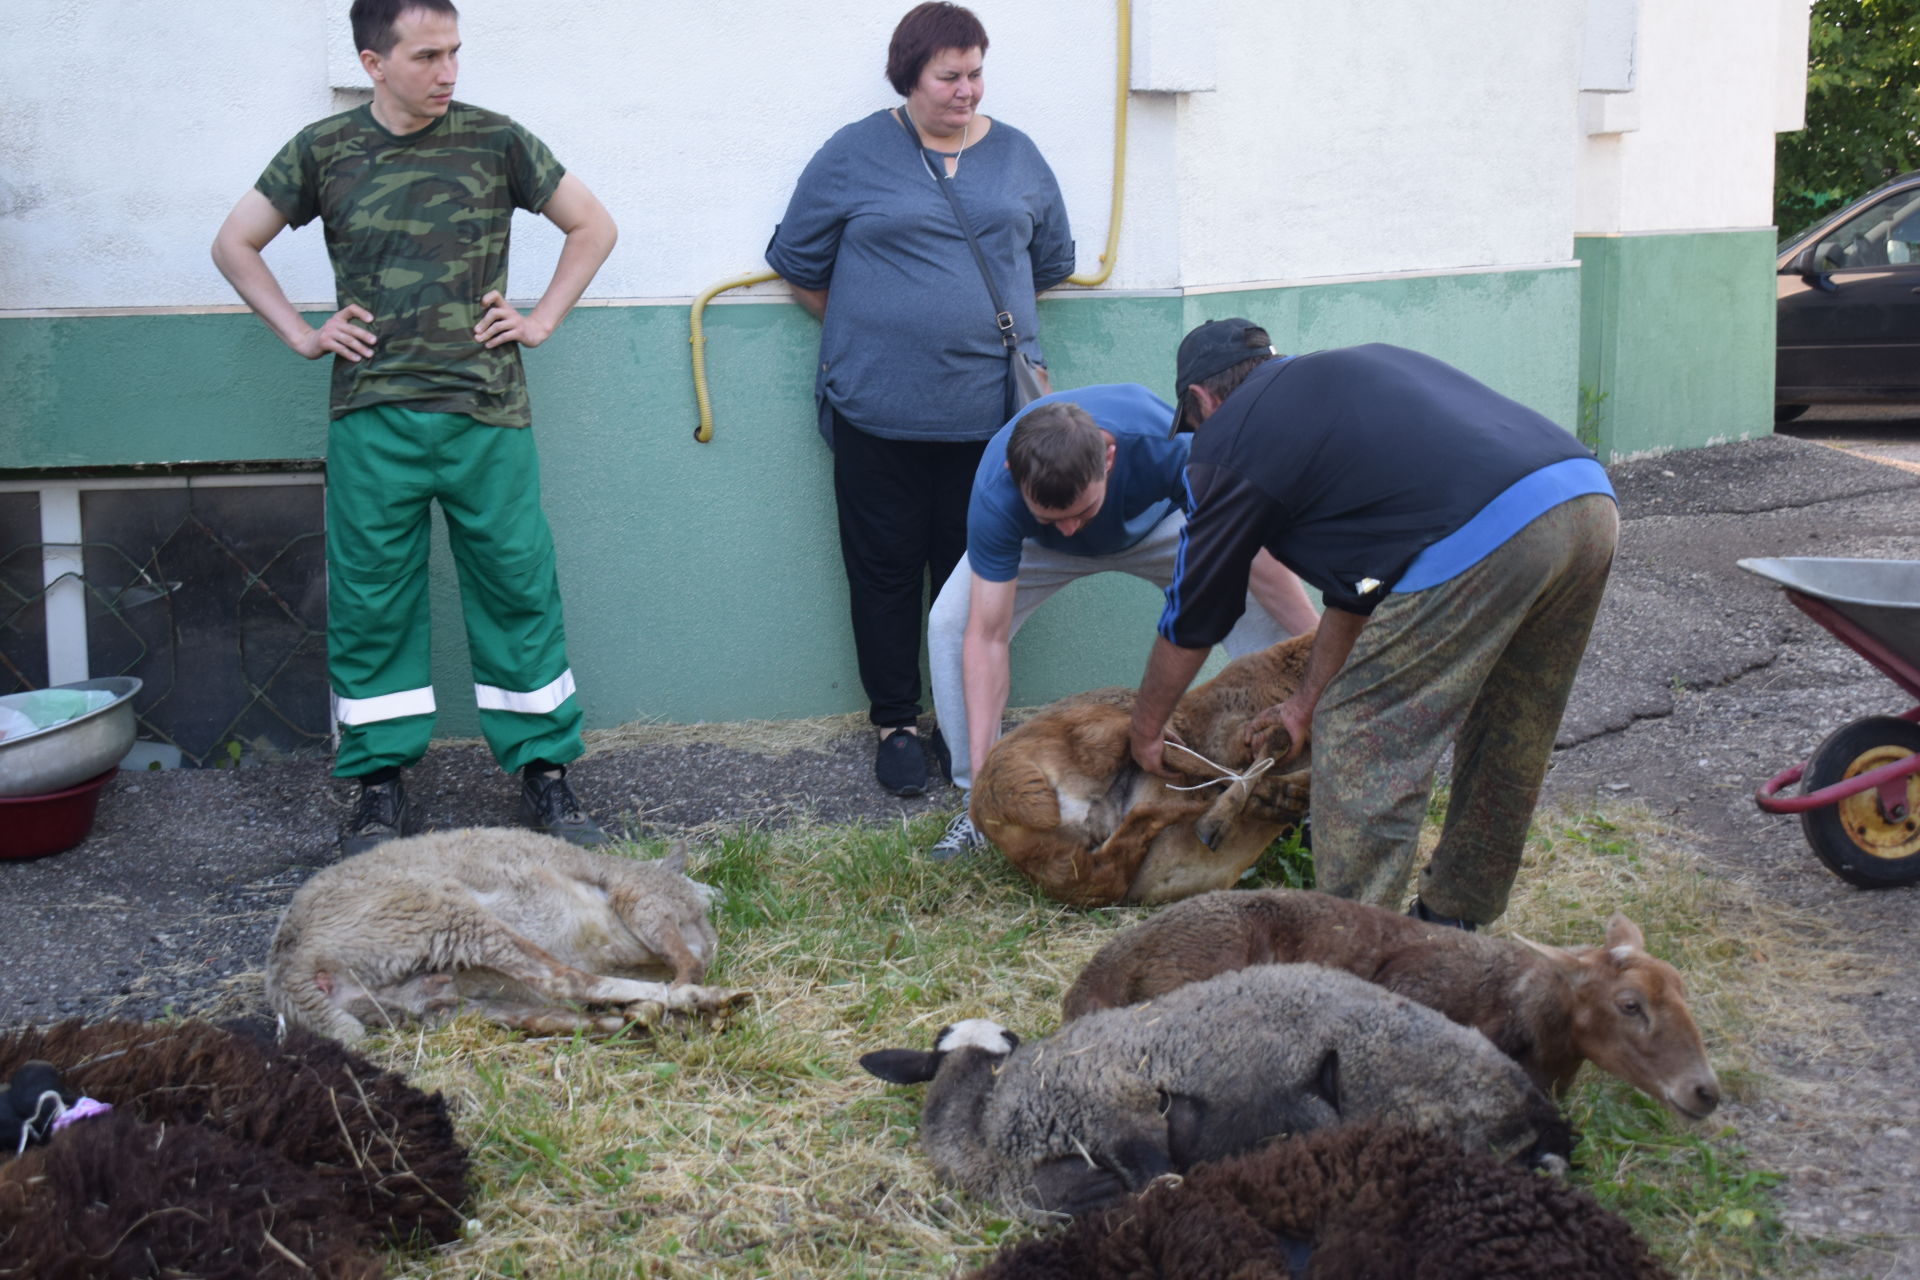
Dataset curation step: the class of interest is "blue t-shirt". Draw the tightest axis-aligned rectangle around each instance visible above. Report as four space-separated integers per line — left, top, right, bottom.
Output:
967 383 1190 582
765 110 1075 443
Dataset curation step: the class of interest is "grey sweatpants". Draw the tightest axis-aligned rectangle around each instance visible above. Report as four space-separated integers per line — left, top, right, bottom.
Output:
929 509 1295 791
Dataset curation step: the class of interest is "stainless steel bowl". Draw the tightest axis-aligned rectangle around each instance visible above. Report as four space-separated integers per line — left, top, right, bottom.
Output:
0 677 143 797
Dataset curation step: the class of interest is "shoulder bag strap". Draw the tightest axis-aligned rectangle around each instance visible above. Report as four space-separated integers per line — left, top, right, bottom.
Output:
895 107 1019 351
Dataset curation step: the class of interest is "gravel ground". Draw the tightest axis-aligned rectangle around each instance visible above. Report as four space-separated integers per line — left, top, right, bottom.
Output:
5 433 1920 1276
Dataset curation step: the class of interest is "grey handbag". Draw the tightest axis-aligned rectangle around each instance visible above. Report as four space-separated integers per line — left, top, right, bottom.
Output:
897 109 1047 419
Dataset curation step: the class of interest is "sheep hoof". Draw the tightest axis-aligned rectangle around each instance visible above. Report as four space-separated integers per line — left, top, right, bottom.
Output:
623 1000 666 1028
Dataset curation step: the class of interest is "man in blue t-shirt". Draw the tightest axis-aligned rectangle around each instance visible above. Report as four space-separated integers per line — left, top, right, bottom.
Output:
1128 320 1618 931
925 384 1319 858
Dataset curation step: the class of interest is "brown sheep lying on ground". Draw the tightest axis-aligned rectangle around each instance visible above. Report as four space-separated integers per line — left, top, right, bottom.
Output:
1061 888 1722 1117
971 634 1314 907
0 1018 469 1276
2 1109 386 1279
965 1122 1675 1280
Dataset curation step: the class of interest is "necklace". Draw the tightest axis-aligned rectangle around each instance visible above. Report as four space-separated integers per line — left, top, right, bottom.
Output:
905 105 971 176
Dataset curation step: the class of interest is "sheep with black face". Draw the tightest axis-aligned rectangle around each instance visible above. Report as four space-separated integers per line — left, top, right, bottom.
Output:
860 964 1571 1221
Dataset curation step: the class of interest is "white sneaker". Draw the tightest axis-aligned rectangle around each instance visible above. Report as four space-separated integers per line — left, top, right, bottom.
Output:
930 811 984 861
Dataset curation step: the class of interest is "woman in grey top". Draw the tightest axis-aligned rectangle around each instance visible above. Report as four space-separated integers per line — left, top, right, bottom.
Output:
767 1 1075 797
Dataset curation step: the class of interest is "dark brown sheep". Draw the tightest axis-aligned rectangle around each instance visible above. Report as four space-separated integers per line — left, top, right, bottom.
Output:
965 1122 1675 1280
1061 889 1722 1118
0 1110 385 1279
0 1019 469 1265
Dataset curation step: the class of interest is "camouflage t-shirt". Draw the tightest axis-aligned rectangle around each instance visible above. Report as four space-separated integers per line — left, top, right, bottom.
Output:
255 102 564 428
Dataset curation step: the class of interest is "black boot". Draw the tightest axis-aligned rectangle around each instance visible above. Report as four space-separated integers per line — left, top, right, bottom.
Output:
521 765 608 846
1408 896 1477 932
340 771 420 855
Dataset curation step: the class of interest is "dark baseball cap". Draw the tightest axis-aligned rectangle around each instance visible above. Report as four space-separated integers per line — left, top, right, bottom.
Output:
1170 317 1276 434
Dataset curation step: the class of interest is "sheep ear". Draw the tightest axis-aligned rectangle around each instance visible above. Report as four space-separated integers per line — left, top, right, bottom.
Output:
1312 1048 1342 1116
1513 933 1574 966
660 841 690 874
860 1049 940 1085
1603 913 1645 954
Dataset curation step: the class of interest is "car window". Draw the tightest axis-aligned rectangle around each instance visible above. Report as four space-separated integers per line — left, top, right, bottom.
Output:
1813 188 1920 270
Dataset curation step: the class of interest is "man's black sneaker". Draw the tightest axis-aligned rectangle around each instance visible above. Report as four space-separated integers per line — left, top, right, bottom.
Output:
876 727 929 797
1408 896 1478 932
522 770 608 846
340 776 421 856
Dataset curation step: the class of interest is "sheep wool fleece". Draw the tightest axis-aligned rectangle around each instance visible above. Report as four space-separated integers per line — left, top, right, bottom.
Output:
326 405 582 778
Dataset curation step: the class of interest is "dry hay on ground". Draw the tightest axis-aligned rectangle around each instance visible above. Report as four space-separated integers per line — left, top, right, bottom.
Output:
334 798 1886 1279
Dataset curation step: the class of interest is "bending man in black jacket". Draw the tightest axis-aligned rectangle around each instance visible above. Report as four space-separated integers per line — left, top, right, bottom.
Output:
1129 321 1617 930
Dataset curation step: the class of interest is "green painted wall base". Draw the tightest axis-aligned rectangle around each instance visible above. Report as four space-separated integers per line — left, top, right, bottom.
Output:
1576 230 1776 459
2 266 1577 732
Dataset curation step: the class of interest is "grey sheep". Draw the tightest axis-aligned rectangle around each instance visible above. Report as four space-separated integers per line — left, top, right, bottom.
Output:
859 963 1571 1221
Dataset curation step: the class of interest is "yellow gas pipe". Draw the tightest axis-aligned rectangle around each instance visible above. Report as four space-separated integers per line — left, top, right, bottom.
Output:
689 0 1130 442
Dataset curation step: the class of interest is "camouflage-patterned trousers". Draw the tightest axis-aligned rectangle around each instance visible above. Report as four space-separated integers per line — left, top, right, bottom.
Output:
326 405 584 779
1310 493 1618 924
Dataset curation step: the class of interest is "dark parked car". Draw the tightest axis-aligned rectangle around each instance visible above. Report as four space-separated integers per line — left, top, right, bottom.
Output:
1777 170 1920 422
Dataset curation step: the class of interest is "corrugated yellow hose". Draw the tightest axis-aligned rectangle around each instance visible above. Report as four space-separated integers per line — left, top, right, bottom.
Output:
689 0 1130 442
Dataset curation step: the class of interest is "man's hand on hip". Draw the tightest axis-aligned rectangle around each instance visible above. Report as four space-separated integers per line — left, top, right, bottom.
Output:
297 305 376 362
476 290 554 350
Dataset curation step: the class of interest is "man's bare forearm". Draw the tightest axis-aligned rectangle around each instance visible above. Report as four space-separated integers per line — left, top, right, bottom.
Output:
210 237 317 353
1129 637 1210 775
526 219 617 338
962 629 1011 778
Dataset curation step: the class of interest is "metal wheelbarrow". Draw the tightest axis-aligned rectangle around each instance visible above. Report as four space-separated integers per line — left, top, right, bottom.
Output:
1740 557 1920 888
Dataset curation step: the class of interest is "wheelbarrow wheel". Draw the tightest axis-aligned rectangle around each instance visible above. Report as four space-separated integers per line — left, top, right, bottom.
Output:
1800 715 1920 888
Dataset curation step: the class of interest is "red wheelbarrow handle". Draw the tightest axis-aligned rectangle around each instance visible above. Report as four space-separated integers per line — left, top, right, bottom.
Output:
1756 750 1920 815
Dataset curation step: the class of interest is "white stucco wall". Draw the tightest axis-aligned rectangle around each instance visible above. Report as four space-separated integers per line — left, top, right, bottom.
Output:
1180 0 1583 285
4 0 1606 315
1576 0 1810 234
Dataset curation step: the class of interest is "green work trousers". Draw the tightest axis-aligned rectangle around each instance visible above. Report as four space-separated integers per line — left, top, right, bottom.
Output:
326 405 583 778
1310 493 1619 924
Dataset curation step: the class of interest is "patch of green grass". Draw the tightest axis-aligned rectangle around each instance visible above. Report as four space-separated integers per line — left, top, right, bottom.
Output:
1568 1079 1786 1277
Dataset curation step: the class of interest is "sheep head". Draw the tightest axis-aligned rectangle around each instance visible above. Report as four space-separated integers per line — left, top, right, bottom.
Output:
859 1020 1019 1085
1517 915 1722 1120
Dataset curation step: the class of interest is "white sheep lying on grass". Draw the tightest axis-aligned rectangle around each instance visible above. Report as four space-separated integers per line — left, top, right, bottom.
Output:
267 828 750 1044
859 964 1572 1221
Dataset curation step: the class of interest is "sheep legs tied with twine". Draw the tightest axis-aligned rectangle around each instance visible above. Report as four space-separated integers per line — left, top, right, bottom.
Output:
1162 740 1277 792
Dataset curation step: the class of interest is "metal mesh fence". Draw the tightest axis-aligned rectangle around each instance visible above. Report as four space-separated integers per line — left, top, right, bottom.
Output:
0 481 330 768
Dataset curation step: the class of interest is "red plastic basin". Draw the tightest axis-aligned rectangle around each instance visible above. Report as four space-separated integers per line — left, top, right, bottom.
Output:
0 768 117 860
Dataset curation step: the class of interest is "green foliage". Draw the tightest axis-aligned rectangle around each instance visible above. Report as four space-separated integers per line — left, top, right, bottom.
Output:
1577 383 1609 453
1567 1078 1788 1277
1777 0 1920 238
1248 824 1315 890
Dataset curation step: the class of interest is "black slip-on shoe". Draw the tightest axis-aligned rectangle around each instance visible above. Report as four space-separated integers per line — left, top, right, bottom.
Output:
927 726 954 786
876 727 929 797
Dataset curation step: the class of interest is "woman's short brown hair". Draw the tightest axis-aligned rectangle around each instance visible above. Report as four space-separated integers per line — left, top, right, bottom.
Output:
887 3 989 95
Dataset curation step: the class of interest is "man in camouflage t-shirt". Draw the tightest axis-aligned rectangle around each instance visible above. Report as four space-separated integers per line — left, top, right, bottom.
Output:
211 0 618 852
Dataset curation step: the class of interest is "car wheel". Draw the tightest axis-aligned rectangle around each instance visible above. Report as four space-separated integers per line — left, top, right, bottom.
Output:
1775 404 1810 424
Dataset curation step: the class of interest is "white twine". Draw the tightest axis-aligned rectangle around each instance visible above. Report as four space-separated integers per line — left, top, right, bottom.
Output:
1163 740 1276 792
14 1090 63 1157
